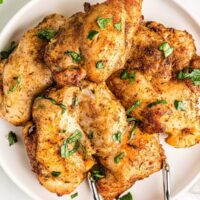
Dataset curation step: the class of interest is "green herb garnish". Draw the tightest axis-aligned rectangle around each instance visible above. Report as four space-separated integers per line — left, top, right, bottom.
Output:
127 117 137 122
112 131 122 143
91 166 105 181
114 22 121 31
8 131 18 146
72 96 79 106
60 130 82 158
178 69 200 86
126 100 141 115
60 129 66 134
96 60 104 69
159 42 174 58
51 171 61 177
120 70 136 84
87 131 93 140
0 0 3 4
7 76 21 94
118 192 133 200
97 17 112 29
65 50 81 62
114 152 125 164
36 96 66 115
174 100 184 111
71 192 78 199
0 41 17 60
38 29 56 41
130 125 136 141
80 143 88 160
148 100 167 108
87 30 99 40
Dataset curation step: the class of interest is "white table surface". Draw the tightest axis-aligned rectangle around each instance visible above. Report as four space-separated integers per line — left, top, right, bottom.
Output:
0 0 200 199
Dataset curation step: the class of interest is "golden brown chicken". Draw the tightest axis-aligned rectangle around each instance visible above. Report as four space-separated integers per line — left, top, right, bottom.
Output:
24 81 164 198
45 0 142 86
1 14 66 126
108 21 200 148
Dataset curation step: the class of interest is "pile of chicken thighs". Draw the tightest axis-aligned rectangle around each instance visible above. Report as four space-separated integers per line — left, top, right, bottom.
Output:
1 0 200 199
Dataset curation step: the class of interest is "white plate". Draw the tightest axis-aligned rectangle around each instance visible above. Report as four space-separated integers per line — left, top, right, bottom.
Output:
0 0 200 199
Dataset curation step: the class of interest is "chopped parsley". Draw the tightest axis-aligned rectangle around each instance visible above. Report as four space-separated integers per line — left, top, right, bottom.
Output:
127 117 138 122
0 0 3 4
87 131 93 140
87 30 99 40
8 131 18 146
112 131 122 143
126 100 141 115
120 70 136 84
65 50 81 62
178 69 200 86
0 41 17 60
71 192 78 199
130 125 136 141
97 17 112 29
148 100 167 108
114 152 125 164
91 166 105 181
72 96 79 106
38 29 56 41
80 143 88 160
118 192 133 200
51 171 61 177
174 100 184 111
7 76 21 94
36 96 66 115
60 130 82 158
96 60 104 69
114 22 121 31
159 42 174 58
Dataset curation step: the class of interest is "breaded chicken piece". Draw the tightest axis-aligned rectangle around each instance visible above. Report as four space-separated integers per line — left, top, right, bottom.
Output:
126 21 196 83
45 0 142 86
108 67 200 148
24 81 164 197
2 14 66 126
97 130 164 200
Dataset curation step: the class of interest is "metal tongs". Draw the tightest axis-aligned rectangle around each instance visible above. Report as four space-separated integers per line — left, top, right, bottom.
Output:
88 172 101 200
162 162 171 200
87 162 171 200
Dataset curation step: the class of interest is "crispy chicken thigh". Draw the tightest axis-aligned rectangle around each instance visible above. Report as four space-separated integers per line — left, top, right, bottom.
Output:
1 14 66 125
24 81 164 198
108 22 200 148
45 0 142 86
126 21 196 83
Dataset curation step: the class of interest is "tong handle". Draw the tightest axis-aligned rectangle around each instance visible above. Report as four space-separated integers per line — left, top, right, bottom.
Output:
88 173 101 200
162 163 171 200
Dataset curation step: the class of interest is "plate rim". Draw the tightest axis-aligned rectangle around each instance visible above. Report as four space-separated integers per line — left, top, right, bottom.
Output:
0 0 200 199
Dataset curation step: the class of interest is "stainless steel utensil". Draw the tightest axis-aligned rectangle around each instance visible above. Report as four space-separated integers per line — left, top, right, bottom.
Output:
162 162 171 200
88 173 101 200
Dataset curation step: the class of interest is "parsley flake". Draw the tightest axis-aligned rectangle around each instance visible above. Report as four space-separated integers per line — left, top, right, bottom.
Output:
51 171 61 177
174 100 184 111
96 60 104 69
71 192 78 199
148 100 167 108
0 41 17 60
8 131 18 146
38 29 56 41
114 152 125 164
97 17 112 29
91 166 105 181
7 76 21 94
120 70 136 84
126 100 141 115
114 22 121 31
112 131 122 143
65 50 81 62
159 42 174 58
118 192 133 200
87 30 99 40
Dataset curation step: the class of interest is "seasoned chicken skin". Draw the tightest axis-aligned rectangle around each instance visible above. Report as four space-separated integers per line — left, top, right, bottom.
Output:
45 0 142 85
24 81 164 198
108 22 200 148
2 14 66 126
126 21 196 83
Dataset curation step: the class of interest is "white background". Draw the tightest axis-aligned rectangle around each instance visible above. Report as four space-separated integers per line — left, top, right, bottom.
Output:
0 0 200 199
